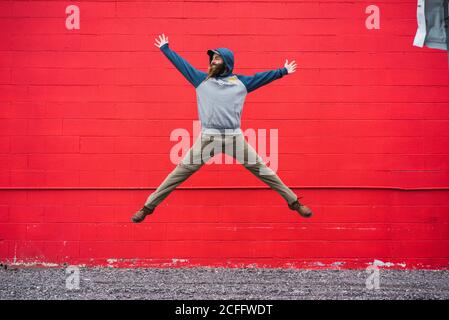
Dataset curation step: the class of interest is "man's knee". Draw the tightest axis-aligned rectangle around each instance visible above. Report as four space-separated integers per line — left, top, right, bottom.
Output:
243 161 275 176
178 162 202 172
243 161 262 173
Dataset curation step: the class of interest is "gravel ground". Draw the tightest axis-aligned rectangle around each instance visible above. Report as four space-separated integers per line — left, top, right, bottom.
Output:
1 267 448 300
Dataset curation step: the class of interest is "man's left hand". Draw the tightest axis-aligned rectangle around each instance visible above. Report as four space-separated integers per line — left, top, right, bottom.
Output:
284 59 297 74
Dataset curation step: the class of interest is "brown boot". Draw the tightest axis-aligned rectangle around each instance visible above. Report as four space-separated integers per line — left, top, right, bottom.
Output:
131 205 155 223
288 196 313 218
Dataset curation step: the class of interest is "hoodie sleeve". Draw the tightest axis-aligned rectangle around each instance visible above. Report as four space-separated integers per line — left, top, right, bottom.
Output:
236 67 288 93
159 43 207 88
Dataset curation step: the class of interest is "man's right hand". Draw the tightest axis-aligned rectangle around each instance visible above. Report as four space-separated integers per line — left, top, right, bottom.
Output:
154 33 169 48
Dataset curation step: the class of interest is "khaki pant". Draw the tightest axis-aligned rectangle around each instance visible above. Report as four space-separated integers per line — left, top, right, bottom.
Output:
145 133 298 207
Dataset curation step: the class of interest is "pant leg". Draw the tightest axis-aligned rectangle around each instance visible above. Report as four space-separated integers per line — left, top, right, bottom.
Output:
225 134 298 205
144 134 216 207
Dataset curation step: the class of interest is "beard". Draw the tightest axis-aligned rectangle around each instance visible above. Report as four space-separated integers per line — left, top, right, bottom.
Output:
206 62 225 80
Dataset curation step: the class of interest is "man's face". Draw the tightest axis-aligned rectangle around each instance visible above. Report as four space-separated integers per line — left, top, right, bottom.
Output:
207 53 225 78
211 53 224 67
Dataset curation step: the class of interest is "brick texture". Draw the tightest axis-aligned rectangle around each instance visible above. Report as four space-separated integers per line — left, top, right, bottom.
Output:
0 0 448 269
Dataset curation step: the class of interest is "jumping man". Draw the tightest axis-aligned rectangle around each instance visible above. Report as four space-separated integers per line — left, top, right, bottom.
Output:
131 34 313 223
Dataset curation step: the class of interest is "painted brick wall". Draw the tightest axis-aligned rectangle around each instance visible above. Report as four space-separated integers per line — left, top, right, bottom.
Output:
0 0 448 269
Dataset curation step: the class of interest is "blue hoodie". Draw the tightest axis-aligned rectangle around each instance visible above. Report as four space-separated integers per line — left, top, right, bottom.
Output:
159 43 289 135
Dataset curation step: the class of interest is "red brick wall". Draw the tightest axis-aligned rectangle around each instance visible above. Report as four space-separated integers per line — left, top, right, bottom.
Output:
1 0 448 269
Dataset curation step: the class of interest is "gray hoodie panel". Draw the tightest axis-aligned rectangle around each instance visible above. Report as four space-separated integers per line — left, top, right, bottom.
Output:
196 75 247 135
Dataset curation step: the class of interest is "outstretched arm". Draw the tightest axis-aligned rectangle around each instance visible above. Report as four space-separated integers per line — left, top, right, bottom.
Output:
236 59 297 93
154 34 207 88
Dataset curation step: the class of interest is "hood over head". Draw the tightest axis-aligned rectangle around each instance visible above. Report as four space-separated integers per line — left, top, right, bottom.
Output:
207 47 234 77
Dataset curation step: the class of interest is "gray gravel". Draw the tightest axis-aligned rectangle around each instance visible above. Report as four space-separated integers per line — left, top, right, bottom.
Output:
1 266 448 300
